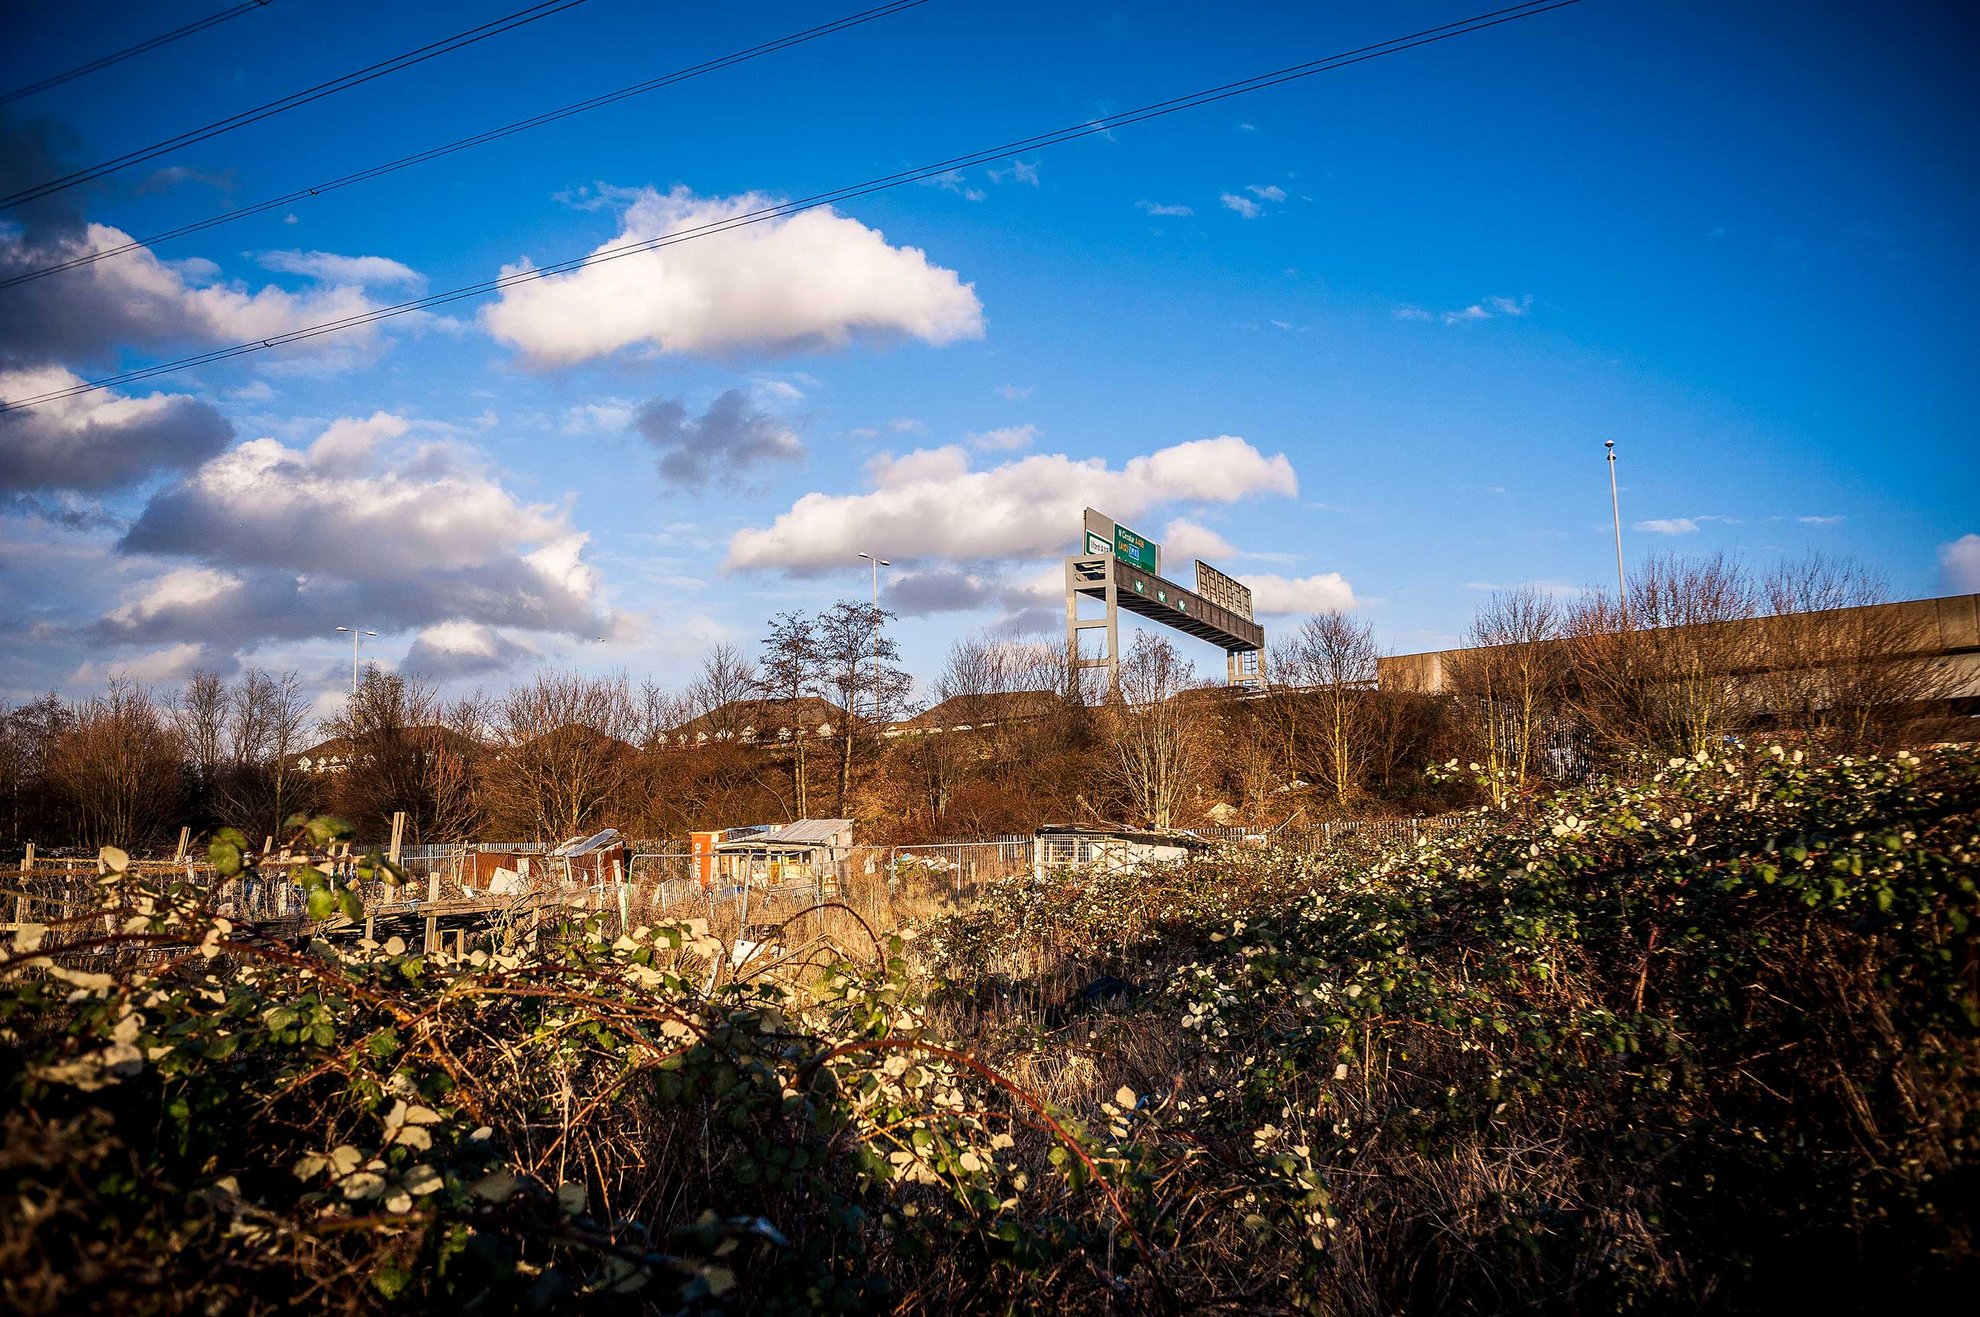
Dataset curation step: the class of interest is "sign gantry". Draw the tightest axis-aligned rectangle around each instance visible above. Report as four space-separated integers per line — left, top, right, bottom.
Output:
1066 507 1267 694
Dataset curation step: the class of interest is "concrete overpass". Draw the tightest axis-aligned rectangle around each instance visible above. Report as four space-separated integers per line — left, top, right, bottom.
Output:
1376 592 1980 700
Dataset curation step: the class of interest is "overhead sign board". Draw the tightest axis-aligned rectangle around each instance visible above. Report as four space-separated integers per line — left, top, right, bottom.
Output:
1195 560 1254 621
1081 506 1161 576
1112 522 1159 574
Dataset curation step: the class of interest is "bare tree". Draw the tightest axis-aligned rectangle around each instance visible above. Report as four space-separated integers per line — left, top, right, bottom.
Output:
321 668 454 843
50 679 184 848
1755 554 1959 748
633 679 691 752
172 668 229 795
480 672 638 843
425 691 489 842
1274 610 1381 808
756 610 822 816
1566 553 1758 760
0 694 72 849
815 601 913 815
1103 633 1204 829
212 668 316 838
683 644 758 739
1445 587 1567 804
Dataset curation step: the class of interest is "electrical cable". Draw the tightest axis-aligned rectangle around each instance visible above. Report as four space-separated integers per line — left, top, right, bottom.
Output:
2 1 276 106
0 1 932 291
0 0 1585 413
0 0 589 210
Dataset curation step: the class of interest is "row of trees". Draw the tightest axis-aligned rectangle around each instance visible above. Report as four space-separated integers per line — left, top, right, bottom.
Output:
2 552 1961 851
0 670 313 852
1443 552 1956 803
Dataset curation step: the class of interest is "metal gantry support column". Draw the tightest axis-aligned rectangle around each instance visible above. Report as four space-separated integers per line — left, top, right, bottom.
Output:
1226 647 1267 688
1065 554 1120 698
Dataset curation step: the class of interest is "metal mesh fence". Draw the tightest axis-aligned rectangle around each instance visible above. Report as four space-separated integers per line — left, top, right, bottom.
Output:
3 815 1465 954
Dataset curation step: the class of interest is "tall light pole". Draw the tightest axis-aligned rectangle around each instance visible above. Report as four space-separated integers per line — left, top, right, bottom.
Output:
856 551 889 611
336 625 377 697
855 552 889 721
1605 440 1627 625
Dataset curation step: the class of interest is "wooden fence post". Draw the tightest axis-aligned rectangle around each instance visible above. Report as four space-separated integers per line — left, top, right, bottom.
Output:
15 843 32 925
173 827 190 864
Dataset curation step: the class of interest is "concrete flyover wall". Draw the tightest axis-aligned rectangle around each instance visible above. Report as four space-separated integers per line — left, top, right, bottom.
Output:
1376 592 1980 698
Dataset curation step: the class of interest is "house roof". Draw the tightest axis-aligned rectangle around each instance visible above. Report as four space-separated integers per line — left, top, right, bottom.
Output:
669 696 847 741
897 689 1061 731
761 818 855 845
513 723 637 756
294 735 352 762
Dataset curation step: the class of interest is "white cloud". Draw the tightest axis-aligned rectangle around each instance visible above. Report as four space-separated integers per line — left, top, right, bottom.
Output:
402 621 539 679
482 185 984 366
1940 533 1980 592
921 169 986 202
0 221 399 365
258 250 425 288
1220 193 1263 219
1136 201 1194 217
1 366 232 492
1635 517 1700 535
1160 518 1237 564
988 159 1041 186
70 641 211 688
1247 572 1358 616
726 434 1298 573
994 384 1033 400
561 399 637 435
967 423 1038 452
1391 294 1535 327
1463 579 1592 600
1247 184 1288 202
1798 514 1846 525
102 413 607 646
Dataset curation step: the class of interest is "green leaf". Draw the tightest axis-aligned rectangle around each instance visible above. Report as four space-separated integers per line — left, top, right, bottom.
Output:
371 1265 411 1300
209 840 243 878
306 887 337 922
305 816 354 846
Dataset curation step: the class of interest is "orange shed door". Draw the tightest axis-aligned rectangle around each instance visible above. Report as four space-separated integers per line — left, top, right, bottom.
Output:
689 832 720 888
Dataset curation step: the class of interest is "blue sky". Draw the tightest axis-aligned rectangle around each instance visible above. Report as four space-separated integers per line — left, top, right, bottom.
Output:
3 0 1976 710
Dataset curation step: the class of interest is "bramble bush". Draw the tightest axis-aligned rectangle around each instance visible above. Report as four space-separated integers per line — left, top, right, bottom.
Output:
919 744 1980 1310
3 746 1977 1313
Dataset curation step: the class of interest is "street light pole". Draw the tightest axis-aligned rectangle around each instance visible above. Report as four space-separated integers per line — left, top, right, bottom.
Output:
1605 440 1627 626
854 552 889 720
335 625 378 697
856 551 889 611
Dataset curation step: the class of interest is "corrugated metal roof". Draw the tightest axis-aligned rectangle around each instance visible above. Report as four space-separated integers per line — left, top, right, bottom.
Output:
1034 824 1214 851
551 828 622 857
761 818 855 846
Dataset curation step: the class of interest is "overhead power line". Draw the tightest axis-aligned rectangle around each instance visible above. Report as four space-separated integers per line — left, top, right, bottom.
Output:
0 0 1584 414
0 0 933 291
1 1 276 106
0 0 589 211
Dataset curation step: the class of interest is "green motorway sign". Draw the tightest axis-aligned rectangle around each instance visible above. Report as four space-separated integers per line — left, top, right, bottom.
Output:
1113 523 1159 574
